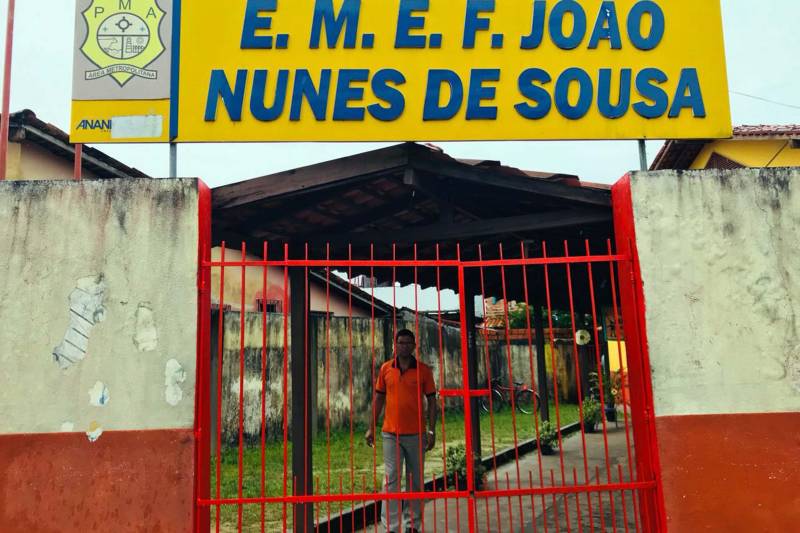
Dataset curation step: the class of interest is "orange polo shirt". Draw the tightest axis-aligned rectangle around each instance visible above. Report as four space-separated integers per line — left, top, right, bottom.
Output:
375 357 436 435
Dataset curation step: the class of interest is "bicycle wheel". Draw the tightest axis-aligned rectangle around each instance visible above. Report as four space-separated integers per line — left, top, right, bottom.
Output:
515 389 537 415
481 389 505 414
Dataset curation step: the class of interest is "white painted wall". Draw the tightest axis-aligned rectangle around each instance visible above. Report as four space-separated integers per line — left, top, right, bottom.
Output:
0 179 199 435
630 169 800 416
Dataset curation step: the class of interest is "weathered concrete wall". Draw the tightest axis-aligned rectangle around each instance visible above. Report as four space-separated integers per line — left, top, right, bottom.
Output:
210 312 580 444
622 168 800 531
0 179 205 532
630 169 800 415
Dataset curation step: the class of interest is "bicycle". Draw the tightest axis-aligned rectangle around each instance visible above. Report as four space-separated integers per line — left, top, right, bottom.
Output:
480 378 540 415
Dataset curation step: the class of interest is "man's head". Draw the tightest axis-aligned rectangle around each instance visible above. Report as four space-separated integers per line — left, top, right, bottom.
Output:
395 329 416 358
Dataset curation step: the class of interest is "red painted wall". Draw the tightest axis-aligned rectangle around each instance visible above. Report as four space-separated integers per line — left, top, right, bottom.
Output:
657 413 800 532
0 430 195 532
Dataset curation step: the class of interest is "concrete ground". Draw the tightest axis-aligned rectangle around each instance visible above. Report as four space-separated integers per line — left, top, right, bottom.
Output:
359 425 641 533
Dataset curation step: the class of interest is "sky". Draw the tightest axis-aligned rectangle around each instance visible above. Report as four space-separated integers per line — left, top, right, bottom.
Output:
1 1 799 187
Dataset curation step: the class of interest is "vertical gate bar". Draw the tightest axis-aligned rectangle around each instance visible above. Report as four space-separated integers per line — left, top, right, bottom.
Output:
347 244 355 520
434 244 450 532
541 243 572 530
584 241 613 462
549 470 561 533
617 465 631 533
324 244 332 524
391 243 403 532
572 469 583 532
305 244 311 533
476 244 502 533
315 477 320 532
528 471 540 533
519 243 549 528
291 249 314 533
369 245 379 533
505 473 514 533
215 243 226 533
282 244 290 532
261 243 269 531
456 248 477 533
562 242 593 524
238 243 247 531
498 244 525 523
412 244 426 533
584 240 615 532
605 242 639 488
595 466 605 530
464 290 482 462
195 191 212 533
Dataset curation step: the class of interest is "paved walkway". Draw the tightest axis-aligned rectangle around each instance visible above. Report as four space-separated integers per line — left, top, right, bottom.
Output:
359 425 640 533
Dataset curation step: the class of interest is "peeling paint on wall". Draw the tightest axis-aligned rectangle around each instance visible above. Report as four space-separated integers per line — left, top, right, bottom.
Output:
88 381 110 407
133 303 158 351
86 421 103 442
52 275 107 370
165 359 186 406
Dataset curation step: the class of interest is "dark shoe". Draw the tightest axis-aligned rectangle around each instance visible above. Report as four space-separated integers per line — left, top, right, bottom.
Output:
405 529 420 533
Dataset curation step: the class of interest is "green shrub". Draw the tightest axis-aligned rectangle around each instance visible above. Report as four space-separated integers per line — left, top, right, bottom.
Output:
538 421 559 449
445 444 487 490
581 397 602 429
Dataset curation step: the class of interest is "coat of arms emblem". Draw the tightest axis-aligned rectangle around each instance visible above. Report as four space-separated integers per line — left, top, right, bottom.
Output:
80 0 166 87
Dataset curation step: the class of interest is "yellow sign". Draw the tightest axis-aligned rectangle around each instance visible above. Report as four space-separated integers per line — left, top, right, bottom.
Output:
73 0 732 143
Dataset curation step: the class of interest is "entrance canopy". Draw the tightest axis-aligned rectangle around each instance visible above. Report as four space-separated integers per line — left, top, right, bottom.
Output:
212 142 616 309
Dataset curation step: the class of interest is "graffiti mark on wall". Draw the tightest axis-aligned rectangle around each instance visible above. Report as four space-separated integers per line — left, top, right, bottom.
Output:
88 381 110 407
52 275 107 370
133 303 158 351
165 358 186 406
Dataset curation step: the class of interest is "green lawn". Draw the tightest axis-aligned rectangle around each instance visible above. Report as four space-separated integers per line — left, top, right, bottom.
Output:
209 405 580 531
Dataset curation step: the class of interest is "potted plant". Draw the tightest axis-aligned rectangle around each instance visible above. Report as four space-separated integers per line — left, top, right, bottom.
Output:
538 421 558 455
446 444 487 490
589 370 618 422
582 397 603 432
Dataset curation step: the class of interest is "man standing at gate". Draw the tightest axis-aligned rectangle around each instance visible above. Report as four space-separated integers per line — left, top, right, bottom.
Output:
365 329 437 533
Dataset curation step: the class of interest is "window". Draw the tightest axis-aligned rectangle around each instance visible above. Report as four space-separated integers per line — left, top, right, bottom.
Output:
255 298 282 313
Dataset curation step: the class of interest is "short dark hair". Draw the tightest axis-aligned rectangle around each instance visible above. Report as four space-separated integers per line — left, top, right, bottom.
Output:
395 329 415 343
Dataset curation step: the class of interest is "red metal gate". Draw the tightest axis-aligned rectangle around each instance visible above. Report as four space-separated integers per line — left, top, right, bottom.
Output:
195 239 664 532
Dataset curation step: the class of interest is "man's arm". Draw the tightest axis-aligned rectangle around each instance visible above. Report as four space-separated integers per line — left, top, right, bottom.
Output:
425 394 437 451
365 392 385 447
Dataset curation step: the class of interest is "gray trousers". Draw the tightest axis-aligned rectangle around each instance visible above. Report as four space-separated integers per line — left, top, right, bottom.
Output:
382 432 426 532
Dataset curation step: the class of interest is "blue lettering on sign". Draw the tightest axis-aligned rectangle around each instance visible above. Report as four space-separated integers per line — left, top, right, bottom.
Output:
395 0 429 48
310 0 361 49
633 68 669 118
466 69 500 120
423 70 464 120
520 0 546 50
589 1 622 49
205 69 248 121
241 0 277 49
550 0 587 50
76 119 112 131
250 70 289 121
290 69 332 120
670 68 706 118
515 68 552 119
555 67 593 119
627 0 665 51
463 0 495 49
333 69 369 121
369 69 407 121
598 68 631 118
